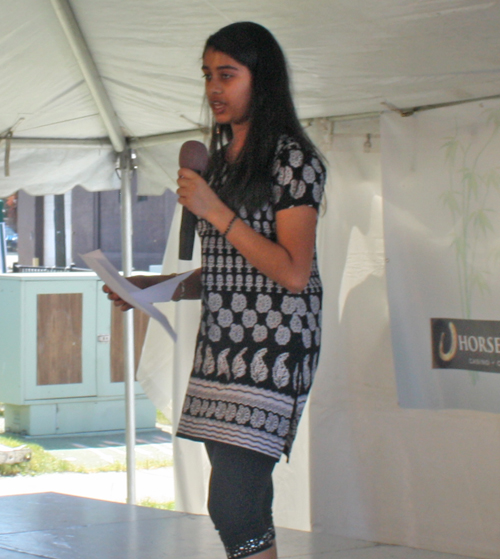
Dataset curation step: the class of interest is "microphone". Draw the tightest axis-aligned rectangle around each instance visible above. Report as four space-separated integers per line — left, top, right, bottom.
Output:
178 140 209 260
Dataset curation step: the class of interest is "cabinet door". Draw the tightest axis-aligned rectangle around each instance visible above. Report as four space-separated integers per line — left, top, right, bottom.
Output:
95 281 149 397
24 279 98 400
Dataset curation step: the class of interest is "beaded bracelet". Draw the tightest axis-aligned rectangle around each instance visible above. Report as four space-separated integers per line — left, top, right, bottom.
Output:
223 214 238 237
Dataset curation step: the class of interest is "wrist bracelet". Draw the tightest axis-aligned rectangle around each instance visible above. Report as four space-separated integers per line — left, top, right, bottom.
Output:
223 214 238 237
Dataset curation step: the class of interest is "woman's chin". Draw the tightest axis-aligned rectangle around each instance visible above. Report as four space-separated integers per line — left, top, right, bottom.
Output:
213 114 230 125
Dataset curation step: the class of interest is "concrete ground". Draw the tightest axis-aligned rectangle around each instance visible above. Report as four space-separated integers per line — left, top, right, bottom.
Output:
0 417 175 506
0 418 483 559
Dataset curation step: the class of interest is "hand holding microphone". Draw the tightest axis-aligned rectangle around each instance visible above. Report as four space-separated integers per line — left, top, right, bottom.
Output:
177 140 209 260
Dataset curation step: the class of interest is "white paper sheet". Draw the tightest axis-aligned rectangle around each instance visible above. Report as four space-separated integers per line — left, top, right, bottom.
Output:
80 249 194 342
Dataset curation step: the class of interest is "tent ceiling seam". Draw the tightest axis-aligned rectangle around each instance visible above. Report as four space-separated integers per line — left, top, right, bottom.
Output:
7 138 113 149
7 91 500 152
383 92 500 117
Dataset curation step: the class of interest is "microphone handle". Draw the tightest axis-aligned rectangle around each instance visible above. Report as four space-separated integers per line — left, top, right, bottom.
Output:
178 207 197 261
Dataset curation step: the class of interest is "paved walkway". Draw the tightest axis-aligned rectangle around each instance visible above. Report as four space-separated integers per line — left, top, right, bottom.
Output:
0 467 175 504
0 420 175 506
23 426 174 468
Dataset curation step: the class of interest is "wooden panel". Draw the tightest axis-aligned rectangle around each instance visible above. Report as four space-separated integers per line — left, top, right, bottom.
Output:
37 293 82 386
110 306 149 383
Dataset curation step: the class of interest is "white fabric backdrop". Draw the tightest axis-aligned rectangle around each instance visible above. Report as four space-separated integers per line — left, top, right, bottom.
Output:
382 101 500 411
309 116 500 559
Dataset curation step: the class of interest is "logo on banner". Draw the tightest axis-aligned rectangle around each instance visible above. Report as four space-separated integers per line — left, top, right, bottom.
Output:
431 318 500 373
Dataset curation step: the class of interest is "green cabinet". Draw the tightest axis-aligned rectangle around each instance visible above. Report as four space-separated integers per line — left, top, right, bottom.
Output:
0 273 155 435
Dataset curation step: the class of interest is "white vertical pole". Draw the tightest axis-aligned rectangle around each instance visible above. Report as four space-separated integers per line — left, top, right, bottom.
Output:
51 0 136 503
0 223 6 273
120 149 136 504
50 0 125 153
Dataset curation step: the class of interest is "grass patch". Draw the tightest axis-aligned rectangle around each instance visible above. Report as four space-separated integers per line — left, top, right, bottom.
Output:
139 498 175 510
0 435 173 476
136 457 173 470
0 435 77 476
79 457 173 474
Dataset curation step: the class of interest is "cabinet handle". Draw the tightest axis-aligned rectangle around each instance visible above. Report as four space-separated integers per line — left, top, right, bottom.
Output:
97 334 111 343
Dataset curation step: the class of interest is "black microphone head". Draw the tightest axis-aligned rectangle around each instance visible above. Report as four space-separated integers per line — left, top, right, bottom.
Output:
179 140 209 174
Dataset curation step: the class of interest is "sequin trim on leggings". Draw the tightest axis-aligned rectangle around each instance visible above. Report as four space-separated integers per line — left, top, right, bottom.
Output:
225 526 275 559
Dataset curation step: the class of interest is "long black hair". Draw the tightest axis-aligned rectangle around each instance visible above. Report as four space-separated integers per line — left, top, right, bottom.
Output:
204 21 319 212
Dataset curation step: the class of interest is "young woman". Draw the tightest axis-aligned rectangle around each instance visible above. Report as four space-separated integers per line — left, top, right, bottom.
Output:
106 21 325 559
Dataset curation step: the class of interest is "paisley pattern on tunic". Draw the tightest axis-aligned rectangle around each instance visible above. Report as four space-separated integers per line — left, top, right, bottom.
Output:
176 136 326 459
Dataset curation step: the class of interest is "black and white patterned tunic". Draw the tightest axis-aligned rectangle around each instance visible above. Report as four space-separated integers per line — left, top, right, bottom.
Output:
176 136 326 460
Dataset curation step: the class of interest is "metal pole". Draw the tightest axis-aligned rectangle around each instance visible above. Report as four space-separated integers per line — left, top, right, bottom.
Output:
54 194 66 267
120 149 136 504
50 0 125 153
0 200 6 273
51 0 137 504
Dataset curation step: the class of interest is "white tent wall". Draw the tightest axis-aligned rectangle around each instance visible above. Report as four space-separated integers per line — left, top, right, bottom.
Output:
308 117 500 559
0 147 118 197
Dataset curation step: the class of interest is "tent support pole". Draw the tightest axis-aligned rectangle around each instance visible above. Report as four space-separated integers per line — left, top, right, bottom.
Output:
50 0 125 153
120 149 136 504
52 0 137 503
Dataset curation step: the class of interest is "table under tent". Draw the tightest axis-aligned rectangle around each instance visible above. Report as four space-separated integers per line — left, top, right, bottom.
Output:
1 2 500 559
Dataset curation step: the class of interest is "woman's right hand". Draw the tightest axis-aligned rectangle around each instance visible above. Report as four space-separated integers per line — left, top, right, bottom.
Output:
177 168 226 221
102 275 152 312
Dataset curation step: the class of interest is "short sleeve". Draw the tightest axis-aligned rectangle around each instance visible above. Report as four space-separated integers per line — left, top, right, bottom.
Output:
271 138 326 213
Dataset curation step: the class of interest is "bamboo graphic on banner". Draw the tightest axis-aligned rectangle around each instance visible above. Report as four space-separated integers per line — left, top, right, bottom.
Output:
441 108 500 320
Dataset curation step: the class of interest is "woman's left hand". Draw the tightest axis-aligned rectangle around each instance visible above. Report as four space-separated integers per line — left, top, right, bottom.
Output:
177 168 224 220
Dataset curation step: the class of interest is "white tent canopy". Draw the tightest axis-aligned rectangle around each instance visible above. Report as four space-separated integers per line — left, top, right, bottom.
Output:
2 0 500 194
3 2 500 558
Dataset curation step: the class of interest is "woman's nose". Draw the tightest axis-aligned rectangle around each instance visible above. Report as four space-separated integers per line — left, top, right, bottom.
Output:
207 78 222 95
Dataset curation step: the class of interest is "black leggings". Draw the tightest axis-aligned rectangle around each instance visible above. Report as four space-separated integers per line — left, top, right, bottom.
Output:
205 441 278 558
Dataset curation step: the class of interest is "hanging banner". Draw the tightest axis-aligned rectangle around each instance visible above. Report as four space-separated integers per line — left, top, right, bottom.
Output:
382 101 500 411
431 318 500 374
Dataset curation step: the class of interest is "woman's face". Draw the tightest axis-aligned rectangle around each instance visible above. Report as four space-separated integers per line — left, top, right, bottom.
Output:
202 47 253 129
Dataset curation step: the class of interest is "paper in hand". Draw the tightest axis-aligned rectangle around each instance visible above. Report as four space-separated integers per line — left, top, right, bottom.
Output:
80 249 194 342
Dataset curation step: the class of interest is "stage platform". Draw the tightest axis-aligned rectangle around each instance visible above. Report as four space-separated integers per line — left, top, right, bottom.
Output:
0 492 476 559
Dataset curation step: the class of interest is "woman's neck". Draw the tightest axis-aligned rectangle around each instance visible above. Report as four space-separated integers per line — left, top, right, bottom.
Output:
227 122 249 162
